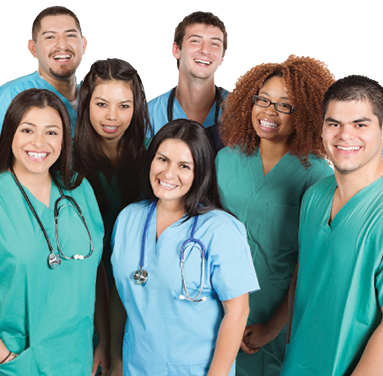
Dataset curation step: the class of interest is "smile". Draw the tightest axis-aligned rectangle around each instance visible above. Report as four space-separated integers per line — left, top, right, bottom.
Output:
158 179 177 189
26 151 49 159
336 146 361 151
102 125 119 134
194 59 211 66
53 54 72 61
259 120 280 129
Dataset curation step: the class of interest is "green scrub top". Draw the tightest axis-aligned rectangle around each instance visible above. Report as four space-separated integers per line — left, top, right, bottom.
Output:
0 171 103 376
215 146 332 376
281 175 383 376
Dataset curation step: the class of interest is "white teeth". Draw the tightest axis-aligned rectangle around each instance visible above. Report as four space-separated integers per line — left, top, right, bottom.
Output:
54 55 71 60
260 120 279 129
337 146 360 151
194 59 211 65
28 152 48 158
103 125 118 130
159 179 177 188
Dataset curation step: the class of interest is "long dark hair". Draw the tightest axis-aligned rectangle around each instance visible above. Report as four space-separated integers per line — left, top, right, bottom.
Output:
142 119 223 218
0 89 75 189
73 58 152 216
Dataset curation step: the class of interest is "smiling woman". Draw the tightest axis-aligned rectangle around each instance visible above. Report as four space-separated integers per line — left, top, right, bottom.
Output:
0 89 104 376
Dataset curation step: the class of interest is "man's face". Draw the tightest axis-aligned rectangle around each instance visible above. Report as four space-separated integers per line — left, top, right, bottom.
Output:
28 15 87 81
172 23 224 81
322 100 383 176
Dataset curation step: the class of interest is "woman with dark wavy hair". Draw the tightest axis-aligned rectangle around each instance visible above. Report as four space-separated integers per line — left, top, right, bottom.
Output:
73 58 152 288
216 55 334 376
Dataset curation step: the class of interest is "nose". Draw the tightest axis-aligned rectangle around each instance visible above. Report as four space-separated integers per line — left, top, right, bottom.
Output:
32 133 46 148
54 34 68 50
263 103 278 116
338 124 355 140
164 163 176 179
199 40 209 54
106 106 117 121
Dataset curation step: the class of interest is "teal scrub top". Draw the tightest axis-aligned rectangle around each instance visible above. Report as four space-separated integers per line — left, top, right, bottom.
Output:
111 201 259 376
0 72 79 136
148 88 229 134
215 147 332 376
281 175 383 376
0 172 104 376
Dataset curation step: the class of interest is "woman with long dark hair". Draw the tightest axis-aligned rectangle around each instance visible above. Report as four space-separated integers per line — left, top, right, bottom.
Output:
0 89 104 375
110 119 258 376
73 58 151 287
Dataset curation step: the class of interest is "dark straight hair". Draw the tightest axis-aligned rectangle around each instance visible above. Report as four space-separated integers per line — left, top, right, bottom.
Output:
73 58 152 216
142 119 224 219
0 89 75 189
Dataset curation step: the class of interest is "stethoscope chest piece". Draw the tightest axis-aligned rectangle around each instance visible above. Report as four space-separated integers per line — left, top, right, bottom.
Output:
134 267 148 285
48 253 61 269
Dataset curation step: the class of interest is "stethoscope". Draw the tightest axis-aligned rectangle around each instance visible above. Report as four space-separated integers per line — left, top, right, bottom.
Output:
10 167 94 269
133 200 207 303
167 86 224 154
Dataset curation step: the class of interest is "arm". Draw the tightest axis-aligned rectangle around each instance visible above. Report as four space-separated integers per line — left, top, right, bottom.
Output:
109 283 127 376
207 294 249 376
286 263 298 343
351 308 383 376
241 263 299 354
92 262 111 375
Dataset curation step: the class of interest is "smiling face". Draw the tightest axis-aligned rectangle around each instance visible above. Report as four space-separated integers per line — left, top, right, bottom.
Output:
28 15 87 81
12 106 63 179
252 75 295 145
322 100 383 176
89 81 134 143
150 139 194 206
173 23 224 81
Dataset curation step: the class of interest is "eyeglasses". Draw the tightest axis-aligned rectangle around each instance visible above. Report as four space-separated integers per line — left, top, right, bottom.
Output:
252 95 295 114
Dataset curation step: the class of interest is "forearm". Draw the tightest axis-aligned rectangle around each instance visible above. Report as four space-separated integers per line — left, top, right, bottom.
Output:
94 261 110 348
286 263 298 343
208 295 249 376
351 320 383 376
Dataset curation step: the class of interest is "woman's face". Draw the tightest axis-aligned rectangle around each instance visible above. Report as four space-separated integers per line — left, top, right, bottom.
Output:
12 106 63 178
150 139 194 206
252 75 295 145
89 81 134 143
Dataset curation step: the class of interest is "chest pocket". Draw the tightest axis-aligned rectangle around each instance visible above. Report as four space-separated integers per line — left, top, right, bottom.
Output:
167 359 211 376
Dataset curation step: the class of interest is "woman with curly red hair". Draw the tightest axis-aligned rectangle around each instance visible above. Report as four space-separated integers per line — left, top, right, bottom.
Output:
215 55 334 376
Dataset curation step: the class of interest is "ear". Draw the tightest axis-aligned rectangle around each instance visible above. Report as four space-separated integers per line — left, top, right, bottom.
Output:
28 40 37 58
172 42 181 60
82 36 88 55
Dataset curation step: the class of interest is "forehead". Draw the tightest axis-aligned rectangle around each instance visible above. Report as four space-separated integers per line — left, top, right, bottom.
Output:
157 139 193 159
92 81 133 98
37 15 80 35
324 100 377 122
19 106 62 126
183 23 223 40
260 76 289 97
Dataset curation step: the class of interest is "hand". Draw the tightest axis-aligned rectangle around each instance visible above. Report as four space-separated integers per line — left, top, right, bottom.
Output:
241 322 275 355
110 359 124 376
91 343 111 376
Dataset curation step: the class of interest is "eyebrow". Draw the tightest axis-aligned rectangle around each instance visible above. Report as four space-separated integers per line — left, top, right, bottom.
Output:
156 152 193 165
259 91 290 101
187 34 223 43
20 122 61 129
41 29 79 36
94 97 133 104
325 116 372 123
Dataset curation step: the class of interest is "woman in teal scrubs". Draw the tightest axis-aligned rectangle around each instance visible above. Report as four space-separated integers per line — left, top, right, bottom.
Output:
73 58 152 290
0 89 104 375
215 55 335 376
110 119 259 376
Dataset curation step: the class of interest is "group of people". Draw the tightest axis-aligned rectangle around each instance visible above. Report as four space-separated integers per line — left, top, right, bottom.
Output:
0 5 382 376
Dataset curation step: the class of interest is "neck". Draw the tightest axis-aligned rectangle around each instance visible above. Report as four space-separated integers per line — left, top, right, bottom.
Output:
38 68 78 101
156 198 186 218
259 138 290 160
335 160 383 202
176 73 216 125
99 137 120 168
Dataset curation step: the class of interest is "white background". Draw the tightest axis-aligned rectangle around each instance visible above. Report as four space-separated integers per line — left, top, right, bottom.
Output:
1 0 381 101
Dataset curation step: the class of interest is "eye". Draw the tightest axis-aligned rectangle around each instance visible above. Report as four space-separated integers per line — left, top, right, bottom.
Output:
356 123 367 128
329 123 340 127
45 36 54 40
157 156 167 162
96 102 106 107
121 104 131 109
279 103 291 109
20 128 32 134
256 96 270 105
67 34 77 38
47 130 58 135
180 164 191 170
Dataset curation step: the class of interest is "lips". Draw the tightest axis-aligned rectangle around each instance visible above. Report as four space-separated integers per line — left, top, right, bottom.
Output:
26 151 50 160
158 179 177 189
194 59 211 66
101 125 119 134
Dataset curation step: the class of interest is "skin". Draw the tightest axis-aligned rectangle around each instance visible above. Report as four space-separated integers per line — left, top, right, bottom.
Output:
110 139 249 375
28 15 87 101
172 23 225 125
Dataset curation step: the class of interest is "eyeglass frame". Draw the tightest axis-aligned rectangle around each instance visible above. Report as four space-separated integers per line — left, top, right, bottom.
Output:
252 95 295 114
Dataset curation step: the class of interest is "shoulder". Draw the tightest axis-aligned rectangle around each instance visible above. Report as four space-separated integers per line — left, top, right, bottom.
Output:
148 89 172 110
302 174 336 206
0 72 41 96
219 87 229 100
216 146 251 172
116 200 152 225
216 146 244 162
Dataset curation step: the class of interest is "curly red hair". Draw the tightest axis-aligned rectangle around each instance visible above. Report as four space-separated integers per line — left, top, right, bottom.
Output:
220 55 335 166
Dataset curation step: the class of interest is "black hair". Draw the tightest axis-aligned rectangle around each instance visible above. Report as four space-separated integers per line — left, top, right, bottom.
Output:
142 119 223 219
73 58 152 216
0 89 75 189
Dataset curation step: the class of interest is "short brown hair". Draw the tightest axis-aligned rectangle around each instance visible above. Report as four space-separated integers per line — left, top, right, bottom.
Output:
32 6 82 42
220 55 335 167
174 11 227 68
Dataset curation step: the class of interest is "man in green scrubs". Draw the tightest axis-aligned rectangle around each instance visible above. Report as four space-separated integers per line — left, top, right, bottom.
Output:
281 75 383 375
